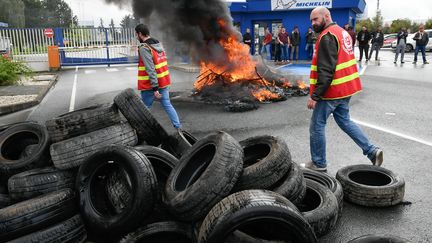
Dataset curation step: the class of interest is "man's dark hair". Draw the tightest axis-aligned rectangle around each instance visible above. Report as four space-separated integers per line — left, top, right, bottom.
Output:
135 24 150 36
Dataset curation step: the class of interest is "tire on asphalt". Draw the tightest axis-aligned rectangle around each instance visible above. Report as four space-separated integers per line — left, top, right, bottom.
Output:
297 179 339 237
302 168 344 214
271 162 307 206
0 188 77 242
336 164 405 207
45 103 122 143
76 145 157 235
165 131 244 222
0 194 12 209
8 167 75 201
161 129 198 159
50 122 138 170
7 214 87 243
233 135 292 191
113 88 169 146
0 122 50 181
347 234 412 243
197 190 317 243
119 221 193 243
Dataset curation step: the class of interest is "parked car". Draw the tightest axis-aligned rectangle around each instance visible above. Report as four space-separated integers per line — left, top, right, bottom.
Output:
383 33 397 48
391 29 432 52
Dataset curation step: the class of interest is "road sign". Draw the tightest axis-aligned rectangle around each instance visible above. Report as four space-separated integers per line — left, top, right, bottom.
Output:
44 28 54 38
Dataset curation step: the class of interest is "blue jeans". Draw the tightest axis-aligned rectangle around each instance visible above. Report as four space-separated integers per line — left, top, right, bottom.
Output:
414 45 427 63
140 87 181 128
281 44 288 61
260 44 271 60
305 43 314 59
310 97 377 167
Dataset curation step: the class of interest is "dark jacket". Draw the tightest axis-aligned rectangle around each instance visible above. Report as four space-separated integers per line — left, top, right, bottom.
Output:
306 31 317 44
312 23 338 101
139 37 164 90
356 30 371 46
348 29 356 46
370 31 384 46
413 31 429 46
396 31 408 45
291 31 301 46
243 33 252 46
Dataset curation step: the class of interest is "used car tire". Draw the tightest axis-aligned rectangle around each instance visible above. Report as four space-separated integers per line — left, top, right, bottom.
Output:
113 88 169 146
271 162 307 206
161 129 198 159
297 179 339 237
197 190 317 243
165 131 244 222
8 167 75 201
76 145 157 235
50 122 138 170
7 214 87 243
233 135 292 191
0 188 77 242
119 221 193 243
336 164 405 207
0 194 12 209
0 122 50 181
347 234 412 243
45 103 122 143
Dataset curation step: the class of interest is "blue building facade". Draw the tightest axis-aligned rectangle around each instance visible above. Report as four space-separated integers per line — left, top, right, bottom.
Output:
229 0 366 60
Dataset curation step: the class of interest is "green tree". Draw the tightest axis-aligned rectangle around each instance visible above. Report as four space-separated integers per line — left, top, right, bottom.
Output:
120 15 139 29
43 0 74 27
109 19 115 29
0 0 25 27
371 10 384 30
356 19 373 33
425 19 432 29
390 19 412 33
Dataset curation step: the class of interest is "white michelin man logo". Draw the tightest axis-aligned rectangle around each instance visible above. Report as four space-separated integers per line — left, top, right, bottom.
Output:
342 30 354 55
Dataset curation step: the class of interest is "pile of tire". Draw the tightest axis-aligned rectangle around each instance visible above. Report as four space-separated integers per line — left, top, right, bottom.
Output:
0 88 406 243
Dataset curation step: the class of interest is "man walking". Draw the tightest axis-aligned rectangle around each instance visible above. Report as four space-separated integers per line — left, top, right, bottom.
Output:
305 27 317 60
356 26 371 62
305 7 383 171
243 28 253 54
135 24 181 129
369 26 384 61
394 27 408 64
261 27 273 61
291 26 301 61
413 24 429 64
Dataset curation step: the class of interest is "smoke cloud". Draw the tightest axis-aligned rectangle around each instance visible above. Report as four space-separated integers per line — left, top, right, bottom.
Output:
105 0 241 65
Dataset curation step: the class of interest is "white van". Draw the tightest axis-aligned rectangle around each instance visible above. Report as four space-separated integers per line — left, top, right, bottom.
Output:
391 29 432 52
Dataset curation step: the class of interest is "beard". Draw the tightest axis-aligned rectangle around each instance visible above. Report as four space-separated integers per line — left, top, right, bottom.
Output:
313 18 326 33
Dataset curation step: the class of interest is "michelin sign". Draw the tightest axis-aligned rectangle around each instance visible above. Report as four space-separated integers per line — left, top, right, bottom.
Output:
271 0 332 10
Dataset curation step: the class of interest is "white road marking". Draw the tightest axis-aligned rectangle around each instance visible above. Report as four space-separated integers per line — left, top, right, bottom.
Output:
385 112 396 116
352 118 432 147
126 67 137 71
359 64 368 76
275 63 292 70
85 70 96 74
69 67 78 112
106 68 119 72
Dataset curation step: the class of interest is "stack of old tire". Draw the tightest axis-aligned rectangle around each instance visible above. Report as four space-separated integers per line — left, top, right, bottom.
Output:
0 88 407 243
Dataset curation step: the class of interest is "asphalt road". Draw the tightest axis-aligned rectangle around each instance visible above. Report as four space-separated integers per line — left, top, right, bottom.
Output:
1 49 431 242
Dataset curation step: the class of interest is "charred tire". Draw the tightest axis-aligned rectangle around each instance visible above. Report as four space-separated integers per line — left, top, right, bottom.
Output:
233 135 292 191
8 167 75 201
197 190 317 243
45 103 122 143
0 189 77 242
161 129 198 159
120 221 193 243
303 168 344 213
0 122 50 180
336 165 405 207
272 162 307 206
165 131 244 222
76 145 157 235
297 179 339 237
0 194 12 209
347 234 412 243
50 122 138 170
7 214 87 243
114 88 169 146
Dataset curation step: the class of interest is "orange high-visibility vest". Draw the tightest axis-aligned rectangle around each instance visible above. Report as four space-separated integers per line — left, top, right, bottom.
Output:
137 44 171 91
310 25 362 100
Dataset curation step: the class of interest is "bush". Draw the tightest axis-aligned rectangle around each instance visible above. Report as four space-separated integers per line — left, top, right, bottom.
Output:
0 56 32 86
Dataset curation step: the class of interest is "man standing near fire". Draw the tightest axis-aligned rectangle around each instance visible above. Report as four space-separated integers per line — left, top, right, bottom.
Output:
304 7 383 171
135 24 181 129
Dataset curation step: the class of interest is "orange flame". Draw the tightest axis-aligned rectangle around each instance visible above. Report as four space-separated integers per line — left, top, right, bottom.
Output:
252 90 280 102
297 80 308 89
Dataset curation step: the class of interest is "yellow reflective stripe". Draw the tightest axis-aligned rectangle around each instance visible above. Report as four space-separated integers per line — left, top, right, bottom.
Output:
138 76 149 81
335 59 357 71
310 78 317 85
155 61 168 69
311 65 317 71
309 72 359 86
156 70 169 78
138 66 146 71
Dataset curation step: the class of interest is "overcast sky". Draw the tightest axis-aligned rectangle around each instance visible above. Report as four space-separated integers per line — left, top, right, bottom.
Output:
65 0 432 27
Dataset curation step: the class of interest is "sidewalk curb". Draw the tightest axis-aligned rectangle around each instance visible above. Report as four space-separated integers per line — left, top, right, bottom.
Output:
0 75 59 116
170 63 200 73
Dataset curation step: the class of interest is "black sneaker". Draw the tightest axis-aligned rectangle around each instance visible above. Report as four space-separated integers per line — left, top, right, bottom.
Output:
370 149 383 167
401 61 405 64
393 61 396 64
413 61 417 64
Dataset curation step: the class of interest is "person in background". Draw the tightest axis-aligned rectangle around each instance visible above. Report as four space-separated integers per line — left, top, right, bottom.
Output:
394 27 408 64
278 27 290 64
356 26 371 62
135 24 181 129
305 27 317 60
413 24 429 64
274 25 282 63
344 23 356 47
369 26 384 61
261 27 273 61
290 26 301 61
243 28 253 54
